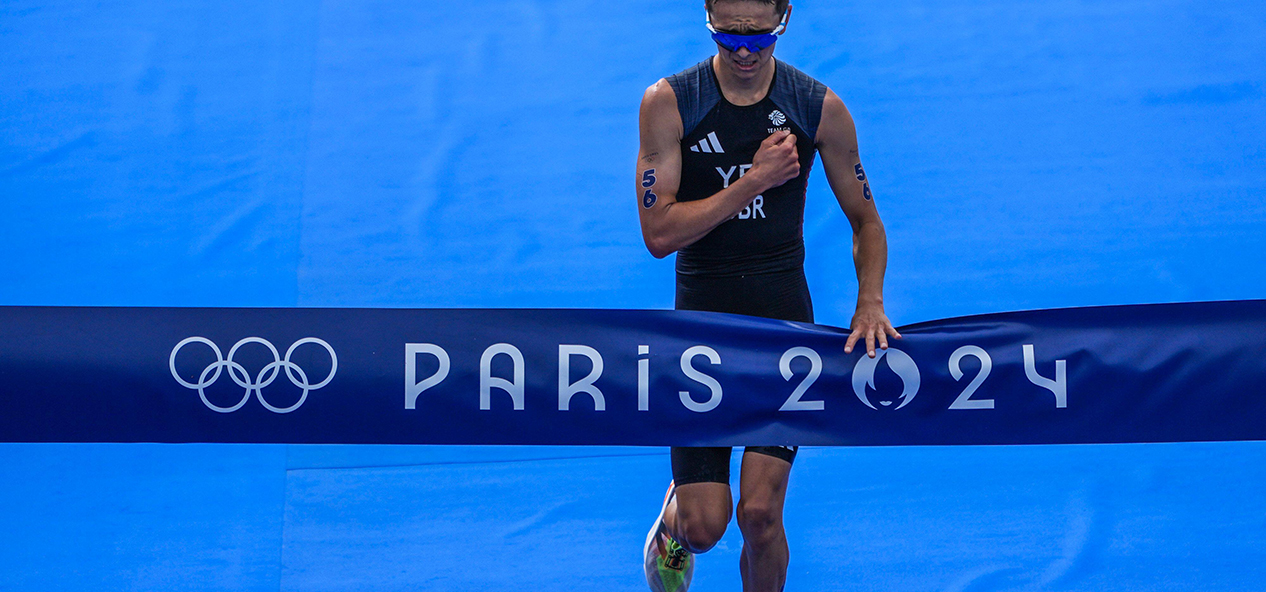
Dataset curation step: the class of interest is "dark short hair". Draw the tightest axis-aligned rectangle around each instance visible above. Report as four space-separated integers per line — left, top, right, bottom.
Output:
705 0 790 18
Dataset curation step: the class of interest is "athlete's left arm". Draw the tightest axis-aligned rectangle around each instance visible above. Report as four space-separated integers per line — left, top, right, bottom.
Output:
815 89 901 358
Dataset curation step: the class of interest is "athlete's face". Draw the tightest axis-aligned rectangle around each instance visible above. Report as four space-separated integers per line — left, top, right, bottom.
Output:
707 2 790 79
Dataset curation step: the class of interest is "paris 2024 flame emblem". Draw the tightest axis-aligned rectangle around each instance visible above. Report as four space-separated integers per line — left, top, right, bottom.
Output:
851 348 921 410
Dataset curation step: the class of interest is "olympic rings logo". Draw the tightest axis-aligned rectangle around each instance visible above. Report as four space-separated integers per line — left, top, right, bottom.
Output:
169 337 338 414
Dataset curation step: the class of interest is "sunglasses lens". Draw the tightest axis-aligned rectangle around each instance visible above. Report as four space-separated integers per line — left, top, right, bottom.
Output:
712 32 776 52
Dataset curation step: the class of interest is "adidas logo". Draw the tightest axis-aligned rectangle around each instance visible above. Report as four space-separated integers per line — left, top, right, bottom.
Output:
689 131 724 154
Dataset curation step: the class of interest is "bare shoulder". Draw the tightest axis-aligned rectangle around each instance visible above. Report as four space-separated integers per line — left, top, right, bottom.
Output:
642 78 677 108
643 79 683 117
640 78 683 139
816 88 858 151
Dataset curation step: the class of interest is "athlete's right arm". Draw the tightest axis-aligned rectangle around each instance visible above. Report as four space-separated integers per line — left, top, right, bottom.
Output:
635 80 801 259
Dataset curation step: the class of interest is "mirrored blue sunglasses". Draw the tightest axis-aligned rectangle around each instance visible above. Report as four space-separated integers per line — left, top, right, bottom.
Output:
705 11 788 53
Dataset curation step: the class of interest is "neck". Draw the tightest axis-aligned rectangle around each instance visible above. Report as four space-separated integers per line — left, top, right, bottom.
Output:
711 55 776 106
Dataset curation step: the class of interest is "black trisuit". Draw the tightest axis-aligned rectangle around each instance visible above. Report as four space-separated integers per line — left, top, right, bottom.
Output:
666 57 828 485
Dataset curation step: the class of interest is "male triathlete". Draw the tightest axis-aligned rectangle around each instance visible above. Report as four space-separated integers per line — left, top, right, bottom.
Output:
637 1 899 590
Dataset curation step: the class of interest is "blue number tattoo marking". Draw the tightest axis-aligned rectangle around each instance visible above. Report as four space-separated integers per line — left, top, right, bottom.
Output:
854 163 866 182
863 182 873 201
641 169 657 188
642 189 658 209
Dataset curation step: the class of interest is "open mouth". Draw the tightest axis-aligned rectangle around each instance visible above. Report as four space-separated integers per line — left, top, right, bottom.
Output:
733 57 758 71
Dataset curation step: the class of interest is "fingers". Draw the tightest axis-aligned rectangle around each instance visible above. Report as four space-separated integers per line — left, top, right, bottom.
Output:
844 329 861 354
849 315 900 358
759 131 797 157
763 131 797 152
763 129 791 146
849 324 898 357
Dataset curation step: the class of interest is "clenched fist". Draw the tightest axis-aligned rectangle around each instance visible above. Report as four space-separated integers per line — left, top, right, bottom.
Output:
749 130 800 191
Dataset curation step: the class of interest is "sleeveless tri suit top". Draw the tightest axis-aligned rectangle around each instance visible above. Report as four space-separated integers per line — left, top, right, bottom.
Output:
666 57 828 323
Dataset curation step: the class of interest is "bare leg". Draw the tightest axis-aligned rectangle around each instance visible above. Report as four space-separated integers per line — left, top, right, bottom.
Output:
737 451 792 592
665 481 732 554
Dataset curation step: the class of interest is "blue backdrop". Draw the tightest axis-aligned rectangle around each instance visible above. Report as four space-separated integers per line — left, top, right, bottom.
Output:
2 0 1264 590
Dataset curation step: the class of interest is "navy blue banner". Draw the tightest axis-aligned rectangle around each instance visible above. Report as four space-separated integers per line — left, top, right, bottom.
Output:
0 302 1263 445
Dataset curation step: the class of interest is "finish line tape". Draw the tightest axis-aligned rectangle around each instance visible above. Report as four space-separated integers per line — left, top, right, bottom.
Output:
1 301 1263 445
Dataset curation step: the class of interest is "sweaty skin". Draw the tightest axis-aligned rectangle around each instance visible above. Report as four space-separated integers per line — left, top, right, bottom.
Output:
638 6 899 590
635 5 899 358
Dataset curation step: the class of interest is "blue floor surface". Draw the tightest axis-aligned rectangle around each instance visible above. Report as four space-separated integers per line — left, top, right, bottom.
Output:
3 442 1264 591
2 0 1265 589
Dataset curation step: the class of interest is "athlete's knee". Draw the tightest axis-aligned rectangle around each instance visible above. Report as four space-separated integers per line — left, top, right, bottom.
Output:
674 505 728 553
736 497 783 546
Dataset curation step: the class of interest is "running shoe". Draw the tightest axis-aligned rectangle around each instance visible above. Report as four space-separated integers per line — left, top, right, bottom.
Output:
643 481 694 592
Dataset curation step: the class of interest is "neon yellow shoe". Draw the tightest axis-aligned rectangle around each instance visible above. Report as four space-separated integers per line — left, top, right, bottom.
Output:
643 482 694 592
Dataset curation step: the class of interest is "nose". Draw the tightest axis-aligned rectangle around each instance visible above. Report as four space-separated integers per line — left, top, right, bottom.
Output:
734 46 753 58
